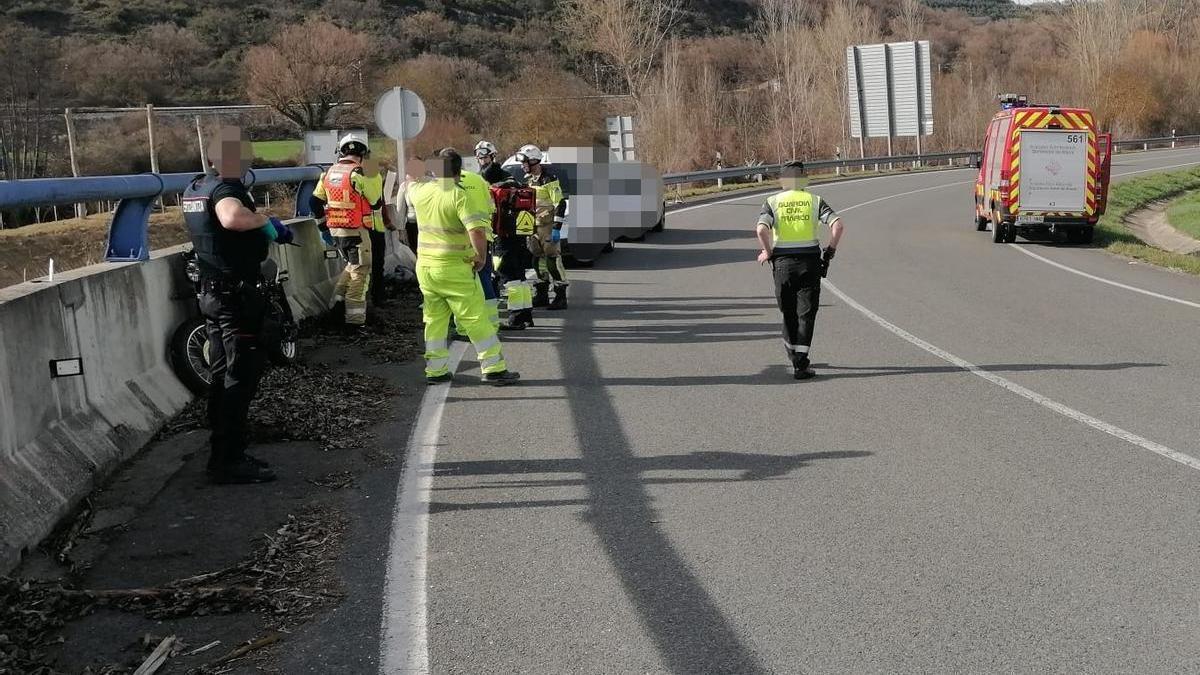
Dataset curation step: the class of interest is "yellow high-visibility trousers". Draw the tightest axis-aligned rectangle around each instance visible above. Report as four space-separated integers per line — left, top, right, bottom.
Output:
417 262 508 378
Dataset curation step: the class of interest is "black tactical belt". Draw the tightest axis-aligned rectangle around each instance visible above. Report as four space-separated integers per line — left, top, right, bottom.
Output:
200 277 260 294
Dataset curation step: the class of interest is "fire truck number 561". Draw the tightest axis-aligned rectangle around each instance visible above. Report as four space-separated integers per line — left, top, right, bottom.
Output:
1066 134 1084 143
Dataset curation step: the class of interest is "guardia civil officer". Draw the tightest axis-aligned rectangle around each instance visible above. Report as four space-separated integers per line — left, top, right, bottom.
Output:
183 127 295 484
755 160 843 380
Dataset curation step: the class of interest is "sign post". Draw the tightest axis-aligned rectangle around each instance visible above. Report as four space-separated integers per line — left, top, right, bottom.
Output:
374 87 427 175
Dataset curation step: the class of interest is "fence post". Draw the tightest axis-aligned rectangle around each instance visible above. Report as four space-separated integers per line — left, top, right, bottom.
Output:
1171 129 1176 149
146 104 163 211
196 116 208 170
64 108 85 219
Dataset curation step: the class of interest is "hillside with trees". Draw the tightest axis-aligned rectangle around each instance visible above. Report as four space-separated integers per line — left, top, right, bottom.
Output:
2 0 1199 197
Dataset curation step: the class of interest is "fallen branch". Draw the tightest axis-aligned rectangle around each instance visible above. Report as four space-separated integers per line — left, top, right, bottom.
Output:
204 633 281 668
133 635 177 675
57 585 259 600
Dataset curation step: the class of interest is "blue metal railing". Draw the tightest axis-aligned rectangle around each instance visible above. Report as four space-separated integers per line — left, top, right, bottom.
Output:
0 166 326 262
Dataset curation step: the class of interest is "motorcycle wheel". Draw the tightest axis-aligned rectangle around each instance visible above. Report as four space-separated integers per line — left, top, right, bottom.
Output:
169 317 213 396
267 296 300 366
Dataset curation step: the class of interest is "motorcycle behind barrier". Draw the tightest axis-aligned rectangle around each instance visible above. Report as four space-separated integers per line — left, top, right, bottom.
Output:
169 249 300 395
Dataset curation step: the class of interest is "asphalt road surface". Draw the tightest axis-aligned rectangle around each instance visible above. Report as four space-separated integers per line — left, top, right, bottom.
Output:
381 147 1200 673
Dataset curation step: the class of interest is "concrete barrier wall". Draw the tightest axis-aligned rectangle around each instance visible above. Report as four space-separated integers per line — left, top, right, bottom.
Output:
0 217 341 573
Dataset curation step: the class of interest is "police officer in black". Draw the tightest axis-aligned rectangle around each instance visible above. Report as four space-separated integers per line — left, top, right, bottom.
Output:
182 127 294 484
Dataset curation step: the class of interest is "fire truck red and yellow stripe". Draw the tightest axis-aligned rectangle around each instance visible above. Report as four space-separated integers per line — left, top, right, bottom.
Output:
1006 109 1098 217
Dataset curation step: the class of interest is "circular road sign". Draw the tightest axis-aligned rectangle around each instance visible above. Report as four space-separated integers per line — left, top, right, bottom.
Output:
374 87 427 141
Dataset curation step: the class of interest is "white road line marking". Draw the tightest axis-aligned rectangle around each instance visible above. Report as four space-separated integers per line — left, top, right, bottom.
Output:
1114 161 1200 177
837 181 971 213
1000 159 1200 309
1007 246 1200 309
823 280 1200 472
380 341 468 675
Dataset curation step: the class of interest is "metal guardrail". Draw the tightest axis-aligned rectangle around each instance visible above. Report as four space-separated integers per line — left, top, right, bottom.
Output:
663 150 982 186
1113 134 1200 151
0 166 326 261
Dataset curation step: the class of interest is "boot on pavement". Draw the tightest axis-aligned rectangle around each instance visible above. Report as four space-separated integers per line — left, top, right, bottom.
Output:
499 312 526 331
793 357 816 380
547 284 568 310
532 282 550 308
483 370 521 386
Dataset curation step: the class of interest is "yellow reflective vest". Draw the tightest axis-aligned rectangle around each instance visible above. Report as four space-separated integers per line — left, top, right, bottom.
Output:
764 189 820 250
408 177 491 265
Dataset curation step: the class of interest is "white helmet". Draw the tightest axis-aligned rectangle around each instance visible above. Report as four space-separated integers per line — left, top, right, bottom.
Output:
474 140 497 159
338 132 370 158
515 144 543 164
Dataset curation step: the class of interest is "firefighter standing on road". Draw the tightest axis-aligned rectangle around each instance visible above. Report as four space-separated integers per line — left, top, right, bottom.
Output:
755 161 843 380
411 148 520 386
182 126 293 484
476 141 535 330
517 144 569 310
309 133 385 328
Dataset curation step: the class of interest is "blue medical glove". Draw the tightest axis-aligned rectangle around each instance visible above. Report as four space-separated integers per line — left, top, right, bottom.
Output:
265 216 294 245
550 228 562 243
321 228 334 247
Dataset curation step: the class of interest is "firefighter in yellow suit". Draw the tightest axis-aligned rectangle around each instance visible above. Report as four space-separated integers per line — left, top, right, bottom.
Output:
411 148 520 386
516 144 568 310
309 133 385 327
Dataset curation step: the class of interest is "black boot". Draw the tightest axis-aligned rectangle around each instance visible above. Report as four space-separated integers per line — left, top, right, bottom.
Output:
499 312 526 331
547 284 568 310
483 370 521 386
532 282 550 308
519 309 535 327
793 357 816 380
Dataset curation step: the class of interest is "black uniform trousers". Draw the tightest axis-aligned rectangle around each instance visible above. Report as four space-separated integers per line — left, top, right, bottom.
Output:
369 228 386 304
771 251 822 367
199 284 267 468
494 234 532 288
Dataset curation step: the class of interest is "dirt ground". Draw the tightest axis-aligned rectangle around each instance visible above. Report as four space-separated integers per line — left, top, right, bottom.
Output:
0 283 428 674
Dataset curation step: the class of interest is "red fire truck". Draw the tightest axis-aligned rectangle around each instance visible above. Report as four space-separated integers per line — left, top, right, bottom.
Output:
974 94 1113 244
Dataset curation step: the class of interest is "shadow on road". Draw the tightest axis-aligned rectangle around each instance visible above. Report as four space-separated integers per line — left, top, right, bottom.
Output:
650 228 756 246
434 450 869 485
600 225 759 271
507 280 868 674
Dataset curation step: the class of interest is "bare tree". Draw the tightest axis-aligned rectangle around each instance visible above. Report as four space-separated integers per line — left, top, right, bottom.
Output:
244 19 372 131
0 24 57 187
560 0 682 101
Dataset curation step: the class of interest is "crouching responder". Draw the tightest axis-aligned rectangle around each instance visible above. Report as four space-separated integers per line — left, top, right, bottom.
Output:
516 144 569 310
411 148 520 386
754 160 843 380
183 126 294 484
309 133 384 328
476 141 535 330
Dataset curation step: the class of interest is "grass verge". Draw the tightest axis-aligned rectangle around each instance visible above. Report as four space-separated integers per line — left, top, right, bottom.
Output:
1095 166 1200 276
1165 190 1200 240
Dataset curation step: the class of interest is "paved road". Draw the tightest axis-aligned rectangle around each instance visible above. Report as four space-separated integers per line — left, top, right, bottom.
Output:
386 147 1200 673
